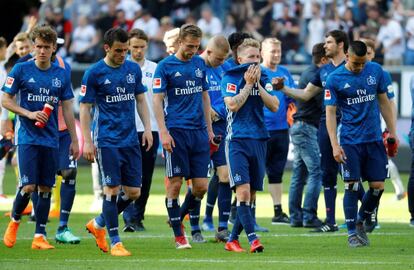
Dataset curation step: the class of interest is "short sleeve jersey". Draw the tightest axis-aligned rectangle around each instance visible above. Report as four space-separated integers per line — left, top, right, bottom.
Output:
206 64 226 120
153 55 208 130
2 61 74 147
324 62 388 145
79 59 146 147
221 63 274 140
262 65 296 131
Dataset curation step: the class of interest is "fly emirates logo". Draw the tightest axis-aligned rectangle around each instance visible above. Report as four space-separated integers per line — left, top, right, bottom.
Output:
347 89 375 105
175 80 203 95
27 88 58 103
106 87 135 103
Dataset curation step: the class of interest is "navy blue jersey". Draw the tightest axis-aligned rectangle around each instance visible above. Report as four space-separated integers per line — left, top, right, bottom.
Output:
324 62 388 145
153 55 208 129
222 63 274 140
311 61 346 120
206 64 226 120
79 59 146 147
262 65 296 131
2 61 74 147
222 57 237 72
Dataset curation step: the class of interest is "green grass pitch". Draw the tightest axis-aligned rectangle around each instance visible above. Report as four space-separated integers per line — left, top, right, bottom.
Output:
0 165 413 270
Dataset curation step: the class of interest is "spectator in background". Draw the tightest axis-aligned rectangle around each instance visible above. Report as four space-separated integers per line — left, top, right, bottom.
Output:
222 14 237 38
70 16 99 63
405 15 414 65
376 11 404 66
197 4 223 48
244 15 264 42
151 16 175 61
48 7 72 57
132 10 159 41
116 0 142 21
305 2 325 63
113 9 133 32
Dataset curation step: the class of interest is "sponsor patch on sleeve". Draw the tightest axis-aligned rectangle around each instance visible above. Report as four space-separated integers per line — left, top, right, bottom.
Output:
80 85 87 96
324 89 331 100
5 76 14 88
153 78 161 89
226 83 237 93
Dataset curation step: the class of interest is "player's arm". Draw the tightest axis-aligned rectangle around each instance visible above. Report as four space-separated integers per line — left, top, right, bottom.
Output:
378 93 397 138
1 93 48 123
79 102 95 162
202 91 214 141
326 105 346 163
281 82 322 102
61 99 79 160
258 83 279 112
224 64 258 112
153 92 175 153
136 93 153 151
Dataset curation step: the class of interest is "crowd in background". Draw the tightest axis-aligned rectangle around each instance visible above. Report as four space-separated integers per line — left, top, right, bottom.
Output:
13 0 414 65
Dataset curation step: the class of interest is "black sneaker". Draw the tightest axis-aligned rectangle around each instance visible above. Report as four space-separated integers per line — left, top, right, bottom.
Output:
348 233 365 248
311 223 338 233
290 221 303 228
356 222 370 246
134 221 145 232
271 212 290 225
364 210 377 233
123 223 135 233
215 229 230 242
303 218 323 228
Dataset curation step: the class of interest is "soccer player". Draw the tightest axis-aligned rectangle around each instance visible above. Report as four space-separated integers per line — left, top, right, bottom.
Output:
122 28 159 232
80 27 153 256
153 24 214 248
261 38 295 224
409 74 414 227
2 25 79 250
199 35 231 241
325 40 397 247
222 38 279 253
279 30 350 231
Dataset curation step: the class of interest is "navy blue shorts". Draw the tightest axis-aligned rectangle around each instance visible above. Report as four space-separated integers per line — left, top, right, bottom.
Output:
97 146 142 187
164 128 210 179
226 138 267 191
318 121 339 187
17 144 59 188
341 141 388 182
266 129 289 184
211 120 227 168
58 131 77 171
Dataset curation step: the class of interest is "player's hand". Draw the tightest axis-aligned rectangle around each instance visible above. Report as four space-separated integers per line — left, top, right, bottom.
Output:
83 141 96 162
161 130 175 153
272 77 285 90
244 64 259 85
27 111 49 124
332 144 347 164
383 132 399 157
208 130 215 143
69 140 80 160
142 130 153 152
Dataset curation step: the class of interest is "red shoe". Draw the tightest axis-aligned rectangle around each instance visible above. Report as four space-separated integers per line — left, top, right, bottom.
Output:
85 219 108 253
175 235 191 249
250 239 264 253
3 220 20 248
225 240 245 252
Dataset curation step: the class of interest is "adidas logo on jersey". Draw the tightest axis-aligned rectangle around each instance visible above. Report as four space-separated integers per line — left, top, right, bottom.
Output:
174 72 182 77
344 83 351 89
104 79 111 85
28 78 36 83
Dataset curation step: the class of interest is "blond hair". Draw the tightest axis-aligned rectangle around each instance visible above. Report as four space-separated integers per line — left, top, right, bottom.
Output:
237 38 260 55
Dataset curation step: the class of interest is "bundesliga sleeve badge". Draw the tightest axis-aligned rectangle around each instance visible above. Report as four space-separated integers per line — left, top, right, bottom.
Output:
5 76 14 88
153 78 161 89
226 83 237 94
324 89 331 100
80 85 87 96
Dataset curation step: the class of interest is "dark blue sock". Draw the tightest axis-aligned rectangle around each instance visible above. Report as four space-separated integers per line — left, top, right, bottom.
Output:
324 185 337 225
12 189 31 221
238 202 257 243
35 192 51 235
343 184 359 235
166 198 183 237
102 195 120 246
228 213 243 242
31 189 39 214
357 182 365 201
204 174 219 222
59 179 76 227
188 193 202 233
180 187 192 221
358 188 384 222
218 182 231 230
250 200 257 224
116 192 133 214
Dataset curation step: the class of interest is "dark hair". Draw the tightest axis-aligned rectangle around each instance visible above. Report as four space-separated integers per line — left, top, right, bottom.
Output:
179 24 202 40
129 28 148 42
5 53 19 71
325 29 349 53
30 25 57 45
104 27 129 47
348 40 367 57
228 32 252 52
312 42 326 64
